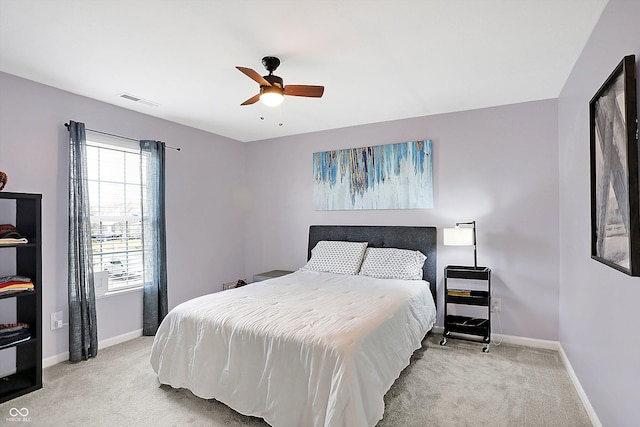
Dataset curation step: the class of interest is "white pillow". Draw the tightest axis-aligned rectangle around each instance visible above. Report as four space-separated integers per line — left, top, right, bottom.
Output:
301 241 368 275
358 247 426 280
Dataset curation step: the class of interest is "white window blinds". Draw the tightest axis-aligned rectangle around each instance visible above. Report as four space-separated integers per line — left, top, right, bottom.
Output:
86 133 144 292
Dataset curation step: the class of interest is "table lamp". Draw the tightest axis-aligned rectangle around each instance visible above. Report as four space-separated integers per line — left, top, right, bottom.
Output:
443 221 478 269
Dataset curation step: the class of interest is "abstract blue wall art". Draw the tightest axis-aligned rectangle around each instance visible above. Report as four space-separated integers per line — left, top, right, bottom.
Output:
313 140 433 210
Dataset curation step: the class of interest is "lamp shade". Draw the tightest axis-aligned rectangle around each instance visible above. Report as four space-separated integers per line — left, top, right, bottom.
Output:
443 227 474 246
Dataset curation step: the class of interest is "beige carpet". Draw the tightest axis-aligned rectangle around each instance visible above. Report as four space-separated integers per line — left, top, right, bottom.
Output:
0 335 592 426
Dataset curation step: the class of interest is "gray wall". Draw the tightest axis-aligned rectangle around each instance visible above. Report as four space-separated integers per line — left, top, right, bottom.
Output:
0 72 248 360
244 99 560 339
558 0 640 425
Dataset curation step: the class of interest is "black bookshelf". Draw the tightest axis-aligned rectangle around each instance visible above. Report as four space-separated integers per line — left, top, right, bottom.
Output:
0 192 42 403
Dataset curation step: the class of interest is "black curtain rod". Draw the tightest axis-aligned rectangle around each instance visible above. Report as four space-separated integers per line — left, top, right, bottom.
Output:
64 123 181 151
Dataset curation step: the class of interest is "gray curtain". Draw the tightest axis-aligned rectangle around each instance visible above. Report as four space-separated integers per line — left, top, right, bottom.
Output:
140 140 168 335
68 120 99 361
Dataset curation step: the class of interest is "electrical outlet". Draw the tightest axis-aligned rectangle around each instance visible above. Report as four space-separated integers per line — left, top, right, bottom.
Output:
491 298 501 313
94 270 109 297
50 311 63 330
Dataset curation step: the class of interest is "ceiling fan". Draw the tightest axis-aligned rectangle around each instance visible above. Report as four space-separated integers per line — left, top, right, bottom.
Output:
236 56 325 107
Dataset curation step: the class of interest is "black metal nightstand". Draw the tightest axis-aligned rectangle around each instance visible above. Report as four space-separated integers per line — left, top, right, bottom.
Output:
440 265 492 352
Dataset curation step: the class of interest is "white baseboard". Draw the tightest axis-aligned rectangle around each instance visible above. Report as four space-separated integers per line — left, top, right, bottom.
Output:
431 325 558 350
42 328 143 369
558 344 602 427
431 326 601 427
98 328 143 350
42 351 69 369
490 333 560 350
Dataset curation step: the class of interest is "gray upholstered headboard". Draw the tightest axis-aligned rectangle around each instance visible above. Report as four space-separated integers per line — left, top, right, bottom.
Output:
308 225 437 303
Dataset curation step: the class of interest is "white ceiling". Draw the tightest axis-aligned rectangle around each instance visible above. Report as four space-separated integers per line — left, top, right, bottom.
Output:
0 0 608 143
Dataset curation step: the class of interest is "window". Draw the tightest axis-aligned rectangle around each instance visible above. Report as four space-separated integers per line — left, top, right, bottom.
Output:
86 133 144 292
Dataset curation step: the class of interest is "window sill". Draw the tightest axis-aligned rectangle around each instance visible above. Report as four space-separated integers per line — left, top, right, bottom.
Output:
97 286 143 299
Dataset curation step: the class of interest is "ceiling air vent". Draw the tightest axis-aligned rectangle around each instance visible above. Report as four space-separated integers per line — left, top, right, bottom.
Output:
119 93 140 102
117 93 159 107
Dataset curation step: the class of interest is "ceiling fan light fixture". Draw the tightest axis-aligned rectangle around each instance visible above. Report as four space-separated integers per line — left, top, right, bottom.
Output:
237 57 324 107
260 86 284 107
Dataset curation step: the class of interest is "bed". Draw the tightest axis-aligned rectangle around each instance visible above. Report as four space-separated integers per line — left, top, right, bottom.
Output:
150 225 437 427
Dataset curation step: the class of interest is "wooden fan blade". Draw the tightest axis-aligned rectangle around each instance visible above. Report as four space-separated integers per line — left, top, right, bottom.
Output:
241 93 261 106
236 66 271 86
284 85 325 98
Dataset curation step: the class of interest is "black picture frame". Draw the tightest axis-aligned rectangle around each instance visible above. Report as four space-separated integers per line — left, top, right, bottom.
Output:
590 55 639 276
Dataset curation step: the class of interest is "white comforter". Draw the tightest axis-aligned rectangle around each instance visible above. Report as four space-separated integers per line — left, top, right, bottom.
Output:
150 270 436 427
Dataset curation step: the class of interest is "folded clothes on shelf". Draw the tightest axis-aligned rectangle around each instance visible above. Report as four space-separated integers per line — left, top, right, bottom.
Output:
0 275 32 284
0 224 29 244
0 331 31 349
0 238 29 245
0 277 34 295
0 286 34 296
0 323 30 333
0 323 31 349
